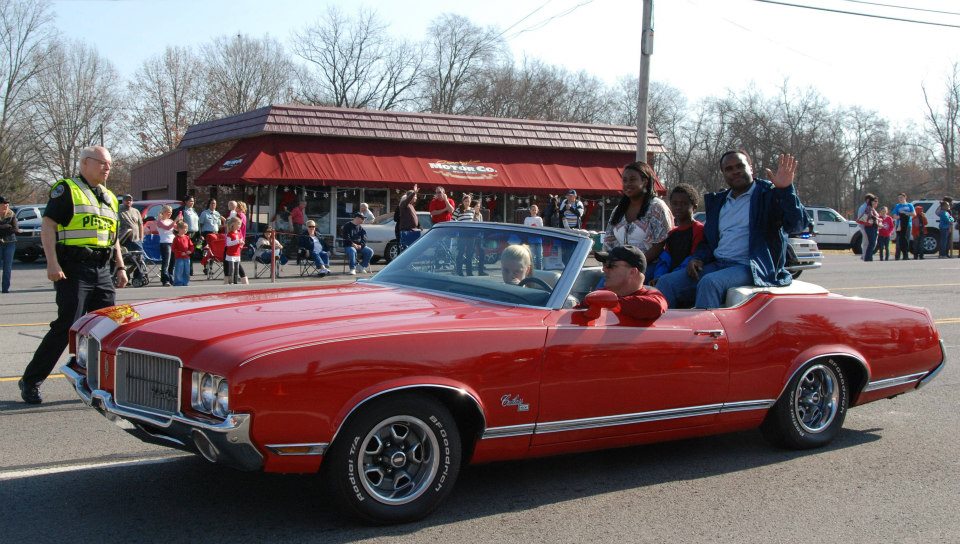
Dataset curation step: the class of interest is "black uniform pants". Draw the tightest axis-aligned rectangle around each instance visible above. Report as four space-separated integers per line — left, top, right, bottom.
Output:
22 262 115 386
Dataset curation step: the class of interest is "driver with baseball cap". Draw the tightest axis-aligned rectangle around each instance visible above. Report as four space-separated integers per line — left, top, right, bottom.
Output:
591 245 667 322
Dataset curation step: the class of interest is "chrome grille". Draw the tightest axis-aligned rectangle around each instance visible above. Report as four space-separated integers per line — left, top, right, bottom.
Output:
86 336 102 390
115 349 181 415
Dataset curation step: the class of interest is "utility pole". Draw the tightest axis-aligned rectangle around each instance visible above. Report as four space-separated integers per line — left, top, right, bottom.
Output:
636 0 654 162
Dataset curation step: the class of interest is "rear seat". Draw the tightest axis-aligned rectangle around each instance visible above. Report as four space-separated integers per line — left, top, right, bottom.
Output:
532 269 562 287
723 280 829 308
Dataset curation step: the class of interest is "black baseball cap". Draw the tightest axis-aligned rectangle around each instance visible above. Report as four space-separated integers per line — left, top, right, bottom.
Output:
0 195 9 204
352 211 365 218
595 245 647 273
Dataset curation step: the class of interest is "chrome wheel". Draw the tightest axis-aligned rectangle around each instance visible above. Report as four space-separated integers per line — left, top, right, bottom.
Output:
358 415 440 506
793 364 840 433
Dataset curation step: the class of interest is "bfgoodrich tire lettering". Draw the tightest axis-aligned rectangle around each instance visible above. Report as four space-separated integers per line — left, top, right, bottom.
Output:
324 394 461 524
761 359 849 449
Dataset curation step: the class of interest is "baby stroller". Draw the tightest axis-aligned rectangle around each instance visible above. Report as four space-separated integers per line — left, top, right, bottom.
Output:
113 229 150 287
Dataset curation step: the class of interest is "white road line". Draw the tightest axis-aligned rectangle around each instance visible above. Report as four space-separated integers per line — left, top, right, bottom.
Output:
0 455 190 481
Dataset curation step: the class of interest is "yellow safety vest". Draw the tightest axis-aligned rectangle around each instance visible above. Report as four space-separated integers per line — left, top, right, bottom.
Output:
54 178 120 248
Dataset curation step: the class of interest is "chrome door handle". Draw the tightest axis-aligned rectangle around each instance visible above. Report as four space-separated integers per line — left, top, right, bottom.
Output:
694 330 724 338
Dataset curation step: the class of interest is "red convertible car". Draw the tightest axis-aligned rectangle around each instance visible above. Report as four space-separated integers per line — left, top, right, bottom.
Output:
63 222 946 524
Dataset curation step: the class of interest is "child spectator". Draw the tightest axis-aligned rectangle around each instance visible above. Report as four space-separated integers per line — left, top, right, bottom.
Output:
172 220 194 286
156 205 176 287
650 184 704 285
877 206 895 261
223 216 244 284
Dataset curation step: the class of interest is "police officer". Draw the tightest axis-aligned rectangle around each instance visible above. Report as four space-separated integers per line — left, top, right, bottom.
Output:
18 146 127 404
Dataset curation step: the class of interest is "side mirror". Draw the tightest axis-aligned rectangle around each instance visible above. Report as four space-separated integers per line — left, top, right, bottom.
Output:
576 290 620 325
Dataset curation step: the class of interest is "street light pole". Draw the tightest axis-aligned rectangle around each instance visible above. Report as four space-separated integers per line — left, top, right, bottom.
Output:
636 0 654 162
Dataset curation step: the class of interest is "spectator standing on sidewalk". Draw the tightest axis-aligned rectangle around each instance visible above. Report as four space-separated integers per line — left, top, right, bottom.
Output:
891 193 915 260
877 207 894 261
938 197 955 258
0 195 18 294
857 196 880 262
172 220 194 286
856 194 875 259
912 205 928 260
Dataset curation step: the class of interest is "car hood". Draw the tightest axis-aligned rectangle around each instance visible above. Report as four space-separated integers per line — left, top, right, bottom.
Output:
93 281 546 374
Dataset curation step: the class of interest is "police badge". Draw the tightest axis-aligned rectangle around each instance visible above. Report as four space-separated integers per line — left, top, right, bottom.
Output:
50 184 65 198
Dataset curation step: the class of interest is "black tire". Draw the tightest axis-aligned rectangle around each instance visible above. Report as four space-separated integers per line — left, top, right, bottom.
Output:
850 232 863 254
761 359 848 449
920 231 939 255
323 394 461 525
384 241 399 262
17 246 41 263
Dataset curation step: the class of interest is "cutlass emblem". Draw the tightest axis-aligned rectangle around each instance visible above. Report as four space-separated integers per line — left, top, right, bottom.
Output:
501 394 529 412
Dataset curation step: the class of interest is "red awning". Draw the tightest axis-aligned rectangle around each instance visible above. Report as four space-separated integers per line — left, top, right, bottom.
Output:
195 135 666 195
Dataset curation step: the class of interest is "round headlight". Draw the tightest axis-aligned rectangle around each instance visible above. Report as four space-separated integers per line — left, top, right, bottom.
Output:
213 380 229 418
76 335 88 369
200 373 216 411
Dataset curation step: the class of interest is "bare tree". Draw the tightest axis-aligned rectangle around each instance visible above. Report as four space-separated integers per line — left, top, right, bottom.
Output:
421 13 506 114
293 7 422 110
463 58 610 123
0 0 53 195
28 39 121 182
126 45 209 157
201 34 294 118
922 62 960 195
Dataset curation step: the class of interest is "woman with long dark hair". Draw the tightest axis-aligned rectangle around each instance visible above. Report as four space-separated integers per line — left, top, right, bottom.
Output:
602 161 673 265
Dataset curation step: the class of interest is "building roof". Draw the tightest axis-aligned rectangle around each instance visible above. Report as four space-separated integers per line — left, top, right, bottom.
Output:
179 104 665 154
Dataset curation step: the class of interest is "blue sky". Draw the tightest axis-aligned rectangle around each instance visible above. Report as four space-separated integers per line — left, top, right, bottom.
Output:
51 0 959 125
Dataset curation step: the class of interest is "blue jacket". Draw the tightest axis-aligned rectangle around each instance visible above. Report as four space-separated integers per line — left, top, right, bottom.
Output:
693 179 807 287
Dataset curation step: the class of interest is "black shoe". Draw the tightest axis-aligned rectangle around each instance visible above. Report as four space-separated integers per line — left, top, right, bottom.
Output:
19 379 42 404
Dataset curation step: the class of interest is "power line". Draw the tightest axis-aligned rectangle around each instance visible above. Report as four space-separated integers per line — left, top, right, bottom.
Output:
504 0 596 39
837 0 960 17
753 0 960 28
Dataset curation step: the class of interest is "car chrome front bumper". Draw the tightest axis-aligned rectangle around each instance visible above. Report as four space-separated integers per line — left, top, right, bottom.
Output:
62 362 263 471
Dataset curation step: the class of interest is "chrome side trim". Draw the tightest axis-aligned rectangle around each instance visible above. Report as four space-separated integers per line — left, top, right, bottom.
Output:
534 403 723 435
917 340 947 389
265 443 329 456
720 399 776 412
480 399 776 440
863 372 928 392
481 423 536 439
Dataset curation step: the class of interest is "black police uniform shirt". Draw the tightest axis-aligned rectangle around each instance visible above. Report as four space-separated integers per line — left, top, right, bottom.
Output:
43 175 107 227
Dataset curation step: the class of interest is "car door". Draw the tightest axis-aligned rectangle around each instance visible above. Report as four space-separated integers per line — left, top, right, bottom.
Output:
815 209 847 244
533 309 729 446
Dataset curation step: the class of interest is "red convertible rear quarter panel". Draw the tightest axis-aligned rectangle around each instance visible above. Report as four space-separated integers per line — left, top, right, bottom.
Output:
715 293 941 405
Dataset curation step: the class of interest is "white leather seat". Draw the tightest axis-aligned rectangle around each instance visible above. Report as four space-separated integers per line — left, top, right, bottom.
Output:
723 280 829 308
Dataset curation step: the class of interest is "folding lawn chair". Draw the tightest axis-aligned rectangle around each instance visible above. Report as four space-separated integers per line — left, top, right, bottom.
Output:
201 233 224 280
141 234 163 282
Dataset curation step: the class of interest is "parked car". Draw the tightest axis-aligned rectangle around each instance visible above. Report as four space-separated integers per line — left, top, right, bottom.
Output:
804 206 860 250
62 222 943 524
910 199 958 255
131 199 182 235
12 204 45 262
364 211 434 262
693 212 822 278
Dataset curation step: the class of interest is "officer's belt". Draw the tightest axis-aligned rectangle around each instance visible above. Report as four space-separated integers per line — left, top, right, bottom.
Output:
56 245 113 267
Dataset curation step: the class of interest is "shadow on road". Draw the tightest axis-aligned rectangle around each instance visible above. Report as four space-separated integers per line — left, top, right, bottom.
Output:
0 427 880 542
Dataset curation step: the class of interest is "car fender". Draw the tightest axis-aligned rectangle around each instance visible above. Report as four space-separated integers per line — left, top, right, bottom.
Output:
328 378 488 449
778 344 870 403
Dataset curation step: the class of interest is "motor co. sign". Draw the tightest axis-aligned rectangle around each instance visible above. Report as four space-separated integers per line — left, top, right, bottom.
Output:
427 160 499 180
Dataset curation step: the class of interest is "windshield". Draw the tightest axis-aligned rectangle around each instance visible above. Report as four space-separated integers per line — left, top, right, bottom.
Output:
372 224 588 308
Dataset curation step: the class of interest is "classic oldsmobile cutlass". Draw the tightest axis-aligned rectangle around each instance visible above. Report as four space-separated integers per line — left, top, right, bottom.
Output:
63 222 945 524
